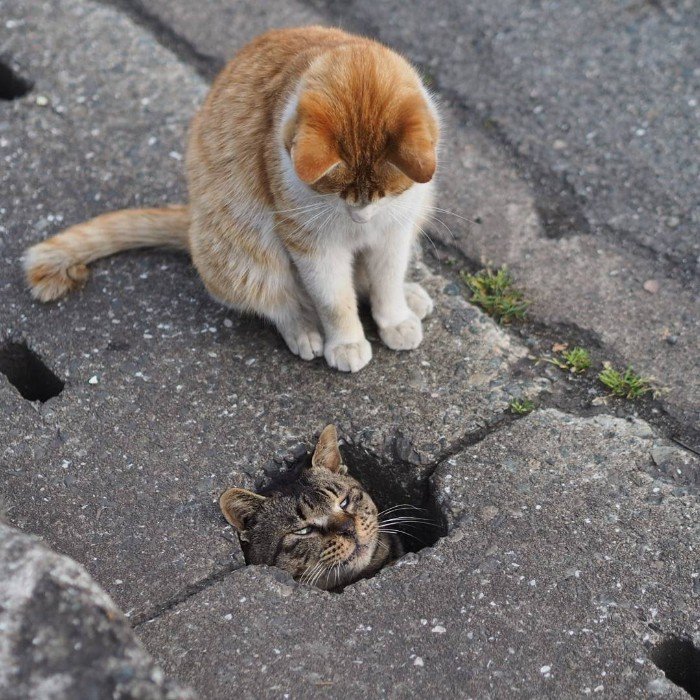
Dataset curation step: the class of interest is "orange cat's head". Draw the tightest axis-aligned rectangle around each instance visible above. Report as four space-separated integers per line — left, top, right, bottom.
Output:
283 41 439 223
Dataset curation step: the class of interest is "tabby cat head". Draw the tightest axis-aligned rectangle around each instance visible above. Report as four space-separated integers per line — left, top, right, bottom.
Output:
220 425 385 590
283 42 439 223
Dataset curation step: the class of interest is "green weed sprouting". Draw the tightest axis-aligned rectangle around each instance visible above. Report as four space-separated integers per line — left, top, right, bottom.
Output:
598 362 655 399
508 398 535 415
461 266 529 324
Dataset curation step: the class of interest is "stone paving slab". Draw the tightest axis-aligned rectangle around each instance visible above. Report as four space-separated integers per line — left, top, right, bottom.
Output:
138 409 698 699
0 522 194 699
134 0 700 430
434 110 700 428
1 0 540 619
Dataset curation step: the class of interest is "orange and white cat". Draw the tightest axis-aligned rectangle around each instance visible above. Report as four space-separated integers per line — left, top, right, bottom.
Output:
24 26 439 372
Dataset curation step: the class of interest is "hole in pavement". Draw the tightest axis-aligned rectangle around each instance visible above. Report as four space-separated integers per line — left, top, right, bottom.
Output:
649 635 700 698
0 342 64 402
0 60 32 100
249 439 447 591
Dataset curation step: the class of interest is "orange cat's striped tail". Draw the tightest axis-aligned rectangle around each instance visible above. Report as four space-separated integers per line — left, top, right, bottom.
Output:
23 205 190 302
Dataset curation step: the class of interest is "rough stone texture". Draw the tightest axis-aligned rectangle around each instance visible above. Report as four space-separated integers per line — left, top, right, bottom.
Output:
0 522 194 699
139 410 698 698
1 0 539 619
132 0 700 429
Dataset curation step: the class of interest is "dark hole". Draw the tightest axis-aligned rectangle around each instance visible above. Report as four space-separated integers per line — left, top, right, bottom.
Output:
0 342 64 402
0 61 33 101
249 439 447 591
340 443 447 557
649 635 700 698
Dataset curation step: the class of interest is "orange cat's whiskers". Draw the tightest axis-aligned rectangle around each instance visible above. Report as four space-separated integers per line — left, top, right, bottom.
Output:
423 213 457 242
389 208 439 258
428 206 478 226
280 207 333 243
274 202 328 215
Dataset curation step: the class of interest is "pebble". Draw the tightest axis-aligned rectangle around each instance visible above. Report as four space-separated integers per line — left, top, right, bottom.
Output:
413 657 424 667
480 506 499 522
650 446 676 468
643 279 660 294
88 375 99 384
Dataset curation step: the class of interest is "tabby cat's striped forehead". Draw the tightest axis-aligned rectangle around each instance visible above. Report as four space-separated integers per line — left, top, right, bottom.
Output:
264 468 360 521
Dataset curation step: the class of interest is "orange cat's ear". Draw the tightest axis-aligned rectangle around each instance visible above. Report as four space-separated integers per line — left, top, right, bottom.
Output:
311 424 343 473
219 488 266 531
388 100 438 184
290 122 341 184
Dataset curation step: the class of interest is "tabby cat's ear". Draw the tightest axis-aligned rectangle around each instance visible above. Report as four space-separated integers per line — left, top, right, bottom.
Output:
311 424 343 473
388 97 438 184
219 488 266 531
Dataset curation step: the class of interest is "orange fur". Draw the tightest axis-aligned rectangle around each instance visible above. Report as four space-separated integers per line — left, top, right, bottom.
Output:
23 27 439 370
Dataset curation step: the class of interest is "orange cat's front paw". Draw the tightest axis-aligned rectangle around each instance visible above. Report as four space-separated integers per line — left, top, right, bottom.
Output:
404 282 434 320
281 327 324 361
379 314 423 351
324 338 372 373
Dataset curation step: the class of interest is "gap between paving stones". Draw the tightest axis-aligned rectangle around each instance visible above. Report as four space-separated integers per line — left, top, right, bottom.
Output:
96 0 224 80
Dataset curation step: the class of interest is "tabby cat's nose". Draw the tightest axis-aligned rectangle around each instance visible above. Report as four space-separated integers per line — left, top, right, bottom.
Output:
336 516 356 535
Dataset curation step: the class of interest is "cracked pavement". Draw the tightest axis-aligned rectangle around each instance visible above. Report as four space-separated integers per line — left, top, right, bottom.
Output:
1 1 698 698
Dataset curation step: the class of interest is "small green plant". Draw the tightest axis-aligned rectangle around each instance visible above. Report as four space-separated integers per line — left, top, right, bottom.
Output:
461 266 529 323
598 362 654 399
541 344 591 374
509 398 535 415
563 347 592 373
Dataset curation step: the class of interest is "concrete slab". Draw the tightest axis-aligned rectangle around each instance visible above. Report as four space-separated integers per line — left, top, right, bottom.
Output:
1 0 539 620
138 409 698 698
0 522 194 699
